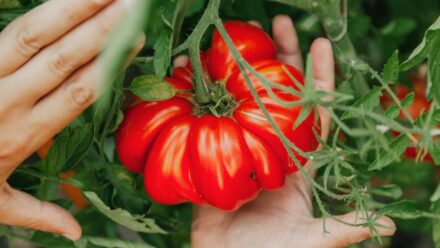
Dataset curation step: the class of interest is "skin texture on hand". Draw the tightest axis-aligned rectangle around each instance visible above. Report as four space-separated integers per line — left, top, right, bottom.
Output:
0 0 144 240
187 16 396 248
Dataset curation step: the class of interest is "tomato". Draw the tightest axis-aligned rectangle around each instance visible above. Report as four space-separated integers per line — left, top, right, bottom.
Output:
115 21 319 211
207 21 277 81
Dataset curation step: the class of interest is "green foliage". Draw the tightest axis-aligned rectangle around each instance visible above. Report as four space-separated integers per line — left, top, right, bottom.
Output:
369 135 410 170
84 191 166 234
381 50 400 84
341 87 382 120
379 200 426 219
40 125 94 175
130 75 176 101
0 0 20 9
401 16 440 102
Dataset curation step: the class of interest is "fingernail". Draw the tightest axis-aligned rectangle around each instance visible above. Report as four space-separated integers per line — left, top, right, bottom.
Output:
376 216 396 236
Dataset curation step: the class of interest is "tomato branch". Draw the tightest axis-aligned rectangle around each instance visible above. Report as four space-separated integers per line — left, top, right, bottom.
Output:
172 0 222 104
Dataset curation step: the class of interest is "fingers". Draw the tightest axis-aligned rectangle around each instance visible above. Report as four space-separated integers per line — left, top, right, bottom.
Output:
311 212 395 248
0 184 81 240
173 55 189 68
310 38 335 142
6 0 126 104
272 15 303 72
248 20 262 28
0 0 114 77
192 205 230 231
29 35 145 145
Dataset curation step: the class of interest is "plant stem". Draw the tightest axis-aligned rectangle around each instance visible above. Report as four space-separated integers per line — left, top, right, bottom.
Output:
173 0 222 104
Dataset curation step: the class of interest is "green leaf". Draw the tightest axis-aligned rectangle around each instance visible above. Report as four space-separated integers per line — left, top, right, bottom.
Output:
0 0 20 9
432 200 440 247
384 105 400 119
153 30 172 78
401 92 415 108
379 200 425 219
381 50 400 84
171 0 193 48
371 184 403 200
401 16 440 71
369 134 410 170
294 104 312 128
85 237 154 248
129 75 176 101
433 110 440 125
84 191 166 234
341 87 382 120
380 17 417 37
428 40 440 103
151 0 191 77
429 142 440 165
41 124 94 175
31 231 75 248
105 164 150 214
431 184 440 202
92 73 126 134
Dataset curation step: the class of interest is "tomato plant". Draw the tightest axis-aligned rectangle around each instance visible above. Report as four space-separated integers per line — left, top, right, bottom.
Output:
381 70 437 162
116 22 318 210
1 0 440 248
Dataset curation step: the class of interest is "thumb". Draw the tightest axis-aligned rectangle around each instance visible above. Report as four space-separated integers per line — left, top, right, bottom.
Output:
0 183 82 240
312 211 395 248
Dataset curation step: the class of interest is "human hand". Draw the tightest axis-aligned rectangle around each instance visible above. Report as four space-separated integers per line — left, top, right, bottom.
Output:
0 0 144 240
189 15 396 248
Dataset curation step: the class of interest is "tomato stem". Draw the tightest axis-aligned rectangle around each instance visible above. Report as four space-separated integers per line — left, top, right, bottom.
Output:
173 0 222 104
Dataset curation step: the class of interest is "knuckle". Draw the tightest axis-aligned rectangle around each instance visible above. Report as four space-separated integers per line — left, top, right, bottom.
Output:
98 4 123 35
13 25 40 57
48 49 75 77
63 2 77 23
0 135 27 162
65 82 95 111
98 14 113 35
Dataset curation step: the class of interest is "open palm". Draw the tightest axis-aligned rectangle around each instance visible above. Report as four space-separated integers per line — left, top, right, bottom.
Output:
188 16 396 248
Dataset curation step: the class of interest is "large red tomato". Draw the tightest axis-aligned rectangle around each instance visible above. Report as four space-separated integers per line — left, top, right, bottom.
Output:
115 21 319 211
207 21 277 81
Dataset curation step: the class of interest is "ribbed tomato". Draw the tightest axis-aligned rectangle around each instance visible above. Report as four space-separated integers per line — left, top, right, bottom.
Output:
115 21 319 210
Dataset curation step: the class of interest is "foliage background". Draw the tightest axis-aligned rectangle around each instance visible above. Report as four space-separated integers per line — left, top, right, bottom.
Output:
0 0 440 247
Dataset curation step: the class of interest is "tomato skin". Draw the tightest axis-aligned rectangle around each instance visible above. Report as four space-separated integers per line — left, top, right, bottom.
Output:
144 115 204 204
207 21 277 81
242 129 284 190
189 115 260 210
115 97 193 173
226 60 304 101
